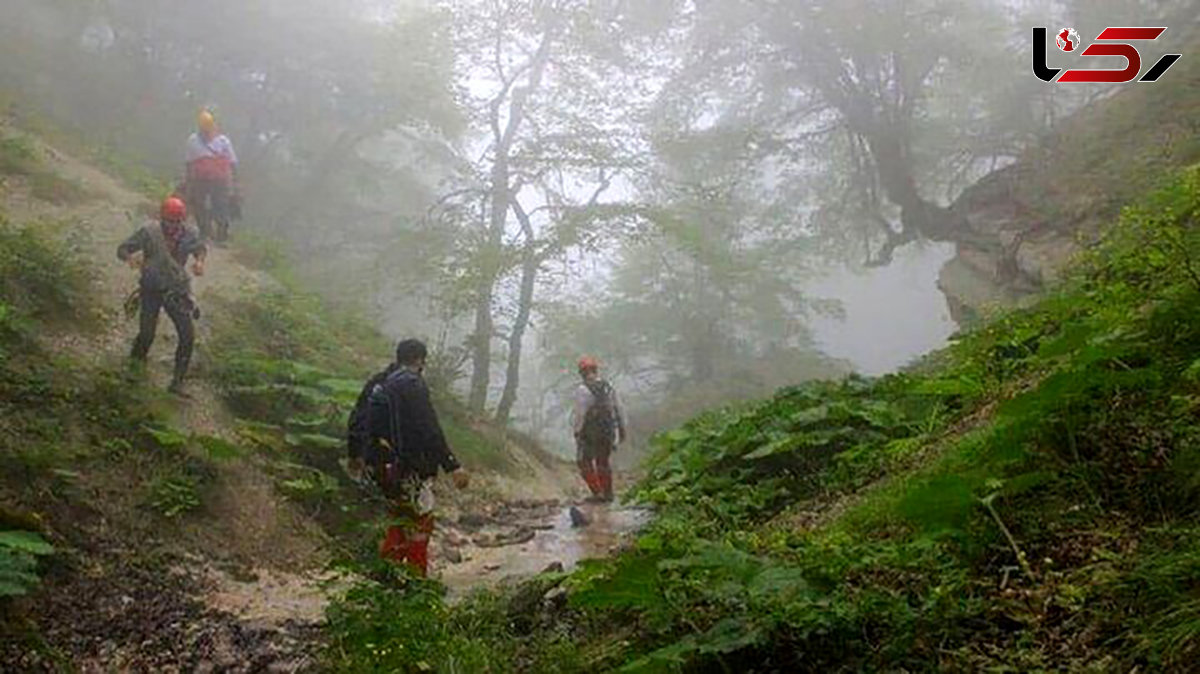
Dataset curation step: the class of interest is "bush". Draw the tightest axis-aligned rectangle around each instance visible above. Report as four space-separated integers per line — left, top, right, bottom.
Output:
0 217 92 323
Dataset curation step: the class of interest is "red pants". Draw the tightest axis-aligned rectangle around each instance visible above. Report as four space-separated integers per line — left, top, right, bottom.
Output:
380 513 435 576
377 475 436 575
577 438 613 499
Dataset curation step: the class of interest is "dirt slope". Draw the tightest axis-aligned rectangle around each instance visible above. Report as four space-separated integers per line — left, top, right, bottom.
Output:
2 120 335 670
939 30 1200 321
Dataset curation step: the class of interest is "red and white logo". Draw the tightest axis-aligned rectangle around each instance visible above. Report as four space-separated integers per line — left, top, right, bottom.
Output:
1056 28 1080 52
1034 26 1182 83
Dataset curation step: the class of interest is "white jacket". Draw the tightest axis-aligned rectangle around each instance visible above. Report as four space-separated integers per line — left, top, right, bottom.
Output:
571 378 626 440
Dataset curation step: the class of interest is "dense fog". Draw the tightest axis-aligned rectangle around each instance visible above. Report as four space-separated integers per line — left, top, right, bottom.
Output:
2 0 1191 456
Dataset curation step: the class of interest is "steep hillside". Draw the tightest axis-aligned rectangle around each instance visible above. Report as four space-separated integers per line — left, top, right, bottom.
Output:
323 164 1200 671
940 35 1200 321
0 119 580 670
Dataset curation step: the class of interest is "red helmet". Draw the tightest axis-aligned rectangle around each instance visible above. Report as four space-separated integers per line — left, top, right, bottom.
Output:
577 356 599 374
161 196 187 222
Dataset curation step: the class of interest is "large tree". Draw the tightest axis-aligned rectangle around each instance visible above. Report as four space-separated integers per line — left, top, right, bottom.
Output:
665 0 1037 267
417 0 664 421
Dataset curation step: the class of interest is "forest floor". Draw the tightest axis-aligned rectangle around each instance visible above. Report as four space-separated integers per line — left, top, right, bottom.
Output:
0 122 646 671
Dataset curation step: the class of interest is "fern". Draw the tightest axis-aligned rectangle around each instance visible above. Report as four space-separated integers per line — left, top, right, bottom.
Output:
0 530 54 598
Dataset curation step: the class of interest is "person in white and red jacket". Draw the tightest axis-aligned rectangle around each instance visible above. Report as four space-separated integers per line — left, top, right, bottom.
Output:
571 356 627 502
184 109 239 242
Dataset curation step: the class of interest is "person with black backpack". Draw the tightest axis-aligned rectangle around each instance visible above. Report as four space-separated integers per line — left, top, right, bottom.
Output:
571 356 627 503
346 361 398 482
363 339 469 576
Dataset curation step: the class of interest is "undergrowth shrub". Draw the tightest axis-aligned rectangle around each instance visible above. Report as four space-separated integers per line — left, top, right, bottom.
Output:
0 217 91 324
0 531 54 598
0 135 91 205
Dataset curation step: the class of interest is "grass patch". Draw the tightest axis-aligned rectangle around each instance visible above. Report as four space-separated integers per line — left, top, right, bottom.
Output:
0 135 92 205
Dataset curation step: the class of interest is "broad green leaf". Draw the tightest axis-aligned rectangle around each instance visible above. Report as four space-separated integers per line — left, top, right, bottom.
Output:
144 425 189 448
0 531 54 556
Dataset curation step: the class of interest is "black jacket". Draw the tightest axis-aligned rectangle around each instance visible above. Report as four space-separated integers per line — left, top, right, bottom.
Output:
347 363 397 461
116 222 205 293
367 368 460 480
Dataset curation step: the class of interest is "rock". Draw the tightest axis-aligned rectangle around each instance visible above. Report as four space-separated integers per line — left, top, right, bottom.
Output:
473 526 536 548
443 547 463 564
507 571 569 631
543 586 569 615
542 561 564 574
458 512 489 529
569 506 590 528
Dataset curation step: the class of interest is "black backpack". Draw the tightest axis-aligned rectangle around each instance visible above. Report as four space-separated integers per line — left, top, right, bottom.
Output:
347 364 396 462
580 379 617 445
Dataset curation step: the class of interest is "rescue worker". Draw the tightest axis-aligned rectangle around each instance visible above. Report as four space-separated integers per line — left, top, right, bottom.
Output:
346 360 399 482
366 339 469 576
117 196 206 395
185 109 239 242
571 356 626 502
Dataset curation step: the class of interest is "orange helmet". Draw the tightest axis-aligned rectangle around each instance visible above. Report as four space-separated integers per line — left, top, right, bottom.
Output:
161 196 187 222
577 356 599 374
197 109 217 134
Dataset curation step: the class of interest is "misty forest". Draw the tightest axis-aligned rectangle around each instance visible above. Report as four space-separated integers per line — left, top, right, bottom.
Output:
1 0 1200 671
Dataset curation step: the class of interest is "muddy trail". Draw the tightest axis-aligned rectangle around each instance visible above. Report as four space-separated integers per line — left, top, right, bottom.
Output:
433 496 651 596
1 124 648 670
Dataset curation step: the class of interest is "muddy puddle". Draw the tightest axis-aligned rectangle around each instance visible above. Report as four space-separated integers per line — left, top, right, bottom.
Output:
434 500 651 596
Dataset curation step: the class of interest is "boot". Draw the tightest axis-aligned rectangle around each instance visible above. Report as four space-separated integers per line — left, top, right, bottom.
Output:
600 473 615 503
582 470 604 501
167 374 190 398
408 537 430 577
380 525 411 564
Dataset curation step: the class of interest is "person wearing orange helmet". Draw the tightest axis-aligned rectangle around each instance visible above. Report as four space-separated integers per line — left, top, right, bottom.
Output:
571 356 627 502
117 196 207 394
185 109 239 242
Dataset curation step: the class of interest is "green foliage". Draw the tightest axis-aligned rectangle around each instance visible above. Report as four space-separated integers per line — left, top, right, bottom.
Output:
277 462 340 510
0 530 54 598
325 568 585 673
0 136 37 175
0 217 91 324
633 375 941 527
322 164 1200 671
207 269 517 482
137 425 227 518
145 476 202 518
0 135 91 204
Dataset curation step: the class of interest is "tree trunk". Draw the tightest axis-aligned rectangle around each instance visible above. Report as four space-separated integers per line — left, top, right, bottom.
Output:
467 158 509 413
466 22 556 413
494 247 538 424
467 287 495 412
494 197 542 424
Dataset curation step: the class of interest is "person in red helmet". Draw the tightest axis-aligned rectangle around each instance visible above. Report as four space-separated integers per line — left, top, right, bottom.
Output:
117 196 207 394
571 356 627 502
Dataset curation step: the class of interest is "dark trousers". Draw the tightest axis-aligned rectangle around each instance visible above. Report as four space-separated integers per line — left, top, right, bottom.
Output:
131 288 194 384
188 179 231 241
577 437 614 499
